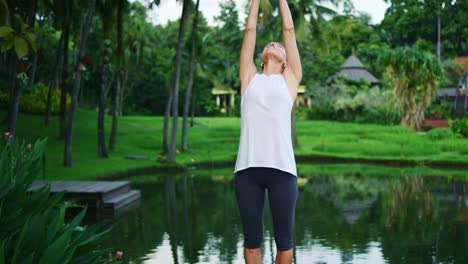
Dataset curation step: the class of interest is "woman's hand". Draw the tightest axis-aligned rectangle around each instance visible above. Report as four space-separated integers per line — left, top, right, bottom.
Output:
239 0 260 95
279 0 302 90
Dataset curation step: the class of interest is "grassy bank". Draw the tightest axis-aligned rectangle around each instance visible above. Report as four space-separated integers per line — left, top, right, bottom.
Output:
2 108 468 180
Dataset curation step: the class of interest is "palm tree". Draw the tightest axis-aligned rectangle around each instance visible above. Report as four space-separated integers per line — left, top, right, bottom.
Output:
181 0 201 151
381 46 443 130
56 0 78 139
27 0 38 85
1 4 38 138
166 0 191 162
64 0 97 166
97 0 116 158
109 0 125 151
44 31 63 126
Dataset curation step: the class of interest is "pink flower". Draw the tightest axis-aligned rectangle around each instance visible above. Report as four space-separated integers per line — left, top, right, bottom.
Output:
115 250 123 259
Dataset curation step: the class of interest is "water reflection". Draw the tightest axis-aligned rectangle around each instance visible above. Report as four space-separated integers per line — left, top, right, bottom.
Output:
95 170 468 264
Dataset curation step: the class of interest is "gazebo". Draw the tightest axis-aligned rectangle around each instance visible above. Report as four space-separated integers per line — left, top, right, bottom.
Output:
212 84 311 111
211 87 236 114
326 54 379 85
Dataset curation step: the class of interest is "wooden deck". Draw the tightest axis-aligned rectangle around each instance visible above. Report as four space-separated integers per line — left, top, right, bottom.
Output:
28 181 141 215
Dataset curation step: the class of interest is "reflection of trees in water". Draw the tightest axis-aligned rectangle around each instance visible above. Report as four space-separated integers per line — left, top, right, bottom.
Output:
213 175 239 263
378 175 468 264
381 176 437 230
98 173 468 263
305 173 385 206
164 176 179 264
182 175 194 262
163 175 241 263
295 173 392 260
297 173 468 264
378 175 441 264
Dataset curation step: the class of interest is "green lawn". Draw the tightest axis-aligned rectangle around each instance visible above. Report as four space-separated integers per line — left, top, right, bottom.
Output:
3 108 467 180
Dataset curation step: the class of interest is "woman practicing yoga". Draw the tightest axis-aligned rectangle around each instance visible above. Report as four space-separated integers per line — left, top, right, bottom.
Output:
233 0 302 263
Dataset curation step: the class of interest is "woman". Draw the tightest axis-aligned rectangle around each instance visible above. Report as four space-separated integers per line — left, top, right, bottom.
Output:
233 0 302 263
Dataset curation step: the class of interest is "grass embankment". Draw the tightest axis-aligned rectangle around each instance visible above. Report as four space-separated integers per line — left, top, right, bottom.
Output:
3 108 468 180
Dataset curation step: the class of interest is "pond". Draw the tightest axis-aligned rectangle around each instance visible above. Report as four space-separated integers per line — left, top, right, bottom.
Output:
90 165 468 264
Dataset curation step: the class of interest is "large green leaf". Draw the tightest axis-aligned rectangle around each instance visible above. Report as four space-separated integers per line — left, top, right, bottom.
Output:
0 26 13 38
11 215 31 263
23 32 37 53
14 36 28 58
0 34 14 52
65 207 87 231
38 229 72 264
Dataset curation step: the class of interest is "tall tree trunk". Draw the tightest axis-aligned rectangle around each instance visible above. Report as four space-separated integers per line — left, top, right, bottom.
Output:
45 32 64 126
64 0 97 166
6 52 20 137
168 0 191 162
28 0 37 26
29 39 40 85
437 6 441 59
98 41 111 157
291 104 298 148
109 0 124 150
137 41 144 70
163 89 172 154
4 6 18 135
190 93 195 127
59 1 70 139
119 74 126 116
181 0 200 151
45 80 55 126
120 42 138 116
109 74 121 150
98 0 113 158
27 0 39 86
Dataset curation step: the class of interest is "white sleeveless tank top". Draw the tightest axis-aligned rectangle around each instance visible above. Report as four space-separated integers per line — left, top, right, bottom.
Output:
234 73 297 177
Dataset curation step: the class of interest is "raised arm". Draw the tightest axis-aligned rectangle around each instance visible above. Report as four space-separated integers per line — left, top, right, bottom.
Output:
239 0 260 95
279 0 302 87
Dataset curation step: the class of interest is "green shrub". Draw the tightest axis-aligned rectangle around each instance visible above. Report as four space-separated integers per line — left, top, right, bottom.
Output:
449 118 468 138
355 107 401 125
440 59 464 87
0 82 70 115
0 136 116 264
294 105 309 120
426 102 453 119
426 128 456 140
307 80 400 124
306 105 338 120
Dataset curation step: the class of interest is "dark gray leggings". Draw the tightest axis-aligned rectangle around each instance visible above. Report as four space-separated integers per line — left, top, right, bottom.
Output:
234 167 298 251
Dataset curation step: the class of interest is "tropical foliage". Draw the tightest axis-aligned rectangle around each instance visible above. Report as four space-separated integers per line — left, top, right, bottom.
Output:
0 136 114 263
380 46 444 130
307 79 401 125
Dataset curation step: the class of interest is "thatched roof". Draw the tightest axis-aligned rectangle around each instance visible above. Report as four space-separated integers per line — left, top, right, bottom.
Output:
326 54 379 84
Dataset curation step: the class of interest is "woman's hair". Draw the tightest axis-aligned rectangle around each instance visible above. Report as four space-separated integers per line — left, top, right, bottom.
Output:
261 42 286 72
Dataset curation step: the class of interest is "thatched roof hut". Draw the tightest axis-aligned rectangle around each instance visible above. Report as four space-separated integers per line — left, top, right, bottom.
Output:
326 54 379 85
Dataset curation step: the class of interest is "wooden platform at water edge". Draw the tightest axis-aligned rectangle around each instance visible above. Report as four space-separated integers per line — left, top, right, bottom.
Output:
28 181 141 216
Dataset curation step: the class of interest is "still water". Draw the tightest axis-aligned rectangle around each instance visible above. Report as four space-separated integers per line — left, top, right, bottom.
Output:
93 166 468 264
